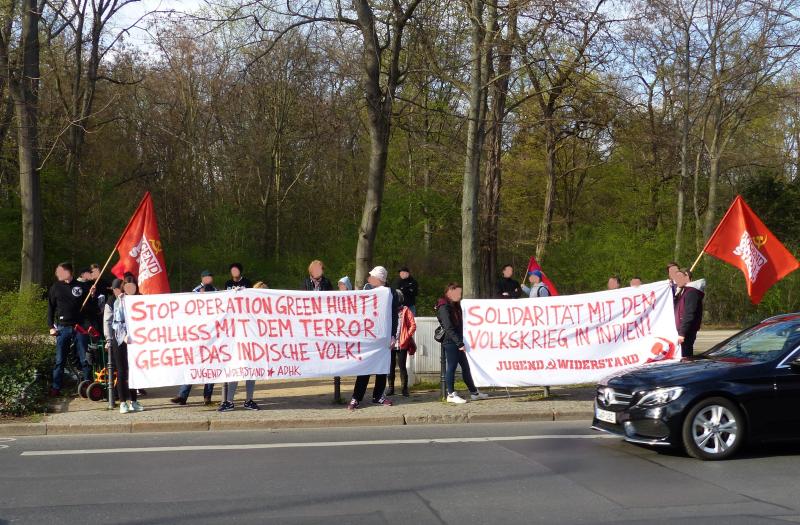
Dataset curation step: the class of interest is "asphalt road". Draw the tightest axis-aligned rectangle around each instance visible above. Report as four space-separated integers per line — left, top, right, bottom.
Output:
2 421 800 524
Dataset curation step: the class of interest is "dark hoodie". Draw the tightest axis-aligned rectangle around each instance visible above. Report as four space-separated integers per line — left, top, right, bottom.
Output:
495 277 521 299
435 297 464 347
675 285 704 338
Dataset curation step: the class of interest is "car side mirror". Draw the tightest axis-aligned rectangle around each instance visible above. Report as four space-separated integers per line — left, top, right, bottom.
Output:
791 360 800 374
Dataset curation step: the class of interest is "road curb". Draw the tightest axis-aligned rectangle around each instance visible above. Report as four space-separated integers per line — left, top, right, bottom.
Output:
0 409 594 436
0 423 47 436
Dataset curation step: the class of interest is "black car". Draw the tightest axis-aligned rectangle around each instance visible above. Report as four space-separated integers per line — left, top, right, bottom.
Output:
592 313 800 460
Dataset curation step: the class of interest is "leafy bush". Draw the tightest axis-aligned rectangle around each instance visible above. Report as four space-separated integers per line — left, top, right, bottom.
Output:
0 287 51 416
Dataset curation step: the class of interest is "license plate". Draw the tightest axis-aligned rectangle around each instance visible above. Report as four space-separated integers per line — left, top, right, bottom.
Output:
595 407 616 424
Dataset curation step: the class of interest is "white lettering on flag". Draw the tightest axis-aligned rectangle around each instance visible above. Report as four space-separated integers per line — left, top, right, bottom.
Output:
732 231 767 283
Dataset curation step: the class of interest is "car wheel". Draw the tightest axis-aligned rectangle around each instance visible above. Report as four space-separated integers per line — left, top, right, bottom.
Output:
682 397 744 461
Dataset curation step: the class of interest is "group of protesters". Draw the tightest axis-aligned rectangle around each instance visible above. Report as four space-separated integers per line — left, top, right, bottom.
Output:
493 261 705 359
46 256 704 414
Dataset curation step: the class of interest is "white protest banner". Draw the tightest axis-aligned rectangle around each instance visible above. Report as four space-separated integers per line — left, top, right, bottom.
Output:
124 287 392 388
462 281 679 386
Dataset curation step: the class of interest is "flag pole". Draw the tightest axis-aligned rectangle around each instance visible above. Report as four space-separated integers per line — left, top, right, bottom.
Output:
688 195 742 275
81 191 151 310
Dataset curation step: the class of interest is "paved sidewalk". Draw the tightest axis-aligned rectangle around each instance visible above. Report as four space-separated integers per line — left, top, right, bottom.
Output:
0 379 596 436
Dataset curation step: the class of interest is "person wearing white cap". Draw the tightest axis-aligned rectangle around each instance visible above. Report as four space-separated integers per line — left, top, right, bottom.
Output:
348 266 400 410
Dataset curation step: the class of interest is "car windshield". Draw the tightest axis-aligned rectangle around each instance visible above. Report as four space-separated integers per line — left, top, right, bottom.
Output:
704 318 800 363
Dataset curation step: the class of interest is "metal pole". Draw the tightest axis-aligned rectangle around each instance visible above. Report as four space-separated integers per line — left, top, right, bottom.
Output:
439 344 447 401
333 376 341 403
107 340 114 409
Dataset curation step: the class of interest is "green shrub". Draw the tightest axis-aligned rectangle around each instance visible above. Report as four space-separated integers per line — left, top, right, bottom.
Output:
0 287 51 416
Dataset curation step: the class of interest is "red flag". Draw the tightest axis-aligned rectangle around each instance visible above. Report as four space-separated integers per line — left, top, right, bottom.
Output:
111 192 170 295
702 195 798 304
526 256 559 296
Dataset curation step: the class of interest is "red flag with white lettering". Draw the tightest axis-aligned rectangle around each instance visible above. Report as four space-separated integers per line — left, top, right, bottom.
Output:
702 195 798 304
110 192 170 294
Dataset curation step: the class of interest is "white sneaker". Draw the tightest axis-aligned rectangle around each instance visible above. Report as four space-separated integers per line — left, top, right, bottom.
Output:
131 401 144 412
471 391 489 400
446 393 467 404
119 401 131 414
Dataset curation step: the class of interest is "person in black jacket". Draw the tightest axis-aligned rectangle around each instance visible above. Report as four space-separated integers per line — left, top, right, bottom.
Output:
225 262 253 290
674 268 705 358
47 262 96 396
302 260 333 291
495 264 522 299
348 266 399 410
394 266 419 315
436 283 488 404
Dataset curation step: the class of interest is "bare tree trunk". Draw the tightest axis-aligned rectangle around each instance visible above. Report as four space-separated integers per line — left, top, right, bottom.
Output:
462 0 493 299
675 21 690 261
480 1 515 298
535 123 557 262
14 0 42 288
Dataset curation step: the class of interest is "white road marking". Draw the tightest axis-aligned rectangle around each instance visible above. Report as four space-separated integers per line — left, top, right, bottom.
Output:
21 434 618 456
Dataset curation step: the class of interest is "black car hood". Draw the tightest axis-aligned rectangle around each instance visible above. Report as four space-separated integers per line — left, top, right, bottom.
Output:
603 358 764 390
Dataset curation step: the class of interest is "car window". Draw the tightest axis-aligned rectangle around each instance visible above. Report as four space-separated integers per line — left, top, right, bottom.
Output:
705 320 800 363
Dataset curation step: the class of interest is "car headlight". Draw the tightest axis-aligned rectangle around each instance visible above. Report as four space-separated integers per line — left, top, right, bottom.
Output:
634 387 684 407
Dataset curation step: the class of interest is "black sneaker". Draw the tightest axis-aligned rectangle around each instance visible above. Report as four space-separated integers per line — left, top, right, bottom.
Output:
217 401 235 412
170 396 187 406
385 386 395 396
243 399 260 411
402 387 410 397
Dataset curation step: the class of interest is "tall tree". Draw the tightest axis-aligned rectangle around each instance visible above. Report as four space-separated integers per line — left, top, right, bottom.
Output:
0 0 42 288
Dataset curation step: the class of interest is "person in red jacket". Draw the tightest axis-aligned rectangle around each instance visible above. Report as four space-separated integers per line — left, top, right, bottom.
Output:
674 268 705 358
387 306 416 397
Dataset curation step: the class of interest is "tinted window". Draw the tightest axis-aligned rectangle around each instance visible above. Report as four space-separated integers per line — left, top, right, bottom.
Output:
705 320 800 363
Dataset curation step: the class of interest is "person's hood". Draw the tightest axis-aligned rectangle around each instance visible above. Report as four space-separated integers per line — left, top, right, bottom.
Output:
687 278 706 292
435 297 447 310
338 276 353 290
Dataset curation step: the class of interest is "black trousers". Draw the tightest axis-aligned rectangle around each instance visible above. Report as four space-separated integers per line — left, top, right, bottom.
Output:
681 332 697 358
112 340 136 403
388 349 408 389
352 374 387 403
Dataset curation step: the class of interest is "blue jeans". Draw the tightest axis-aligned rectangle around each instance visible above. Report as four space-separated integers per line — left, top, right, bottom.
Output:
52 326 91 390
443 342 477 395
177 383 214 400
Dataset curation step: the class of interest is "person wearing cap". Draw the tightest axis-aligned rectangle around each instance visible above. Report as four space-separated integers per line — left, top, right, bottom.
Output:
111 279 144 413
303 260 333 291
225 263 253 290
171 271 218 406
193 270 216 293
393 266 418 315
347 266 400 410
521 270 550 298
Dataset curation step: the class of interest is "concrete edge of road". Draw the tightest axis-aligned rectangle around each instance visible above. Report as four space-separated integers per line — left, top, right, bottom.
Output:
0 408 595 436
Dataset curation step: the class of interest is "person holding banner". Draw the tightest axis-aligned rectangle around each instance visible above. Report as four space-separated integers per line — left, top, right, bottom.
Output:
171 271 218 406
674 268 705 358
303 260 333 291
225 263 252 290
112 279 144 413
348 266 399 410
435 283 488 404
219 280 265 412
